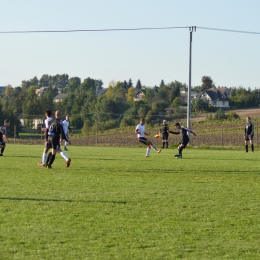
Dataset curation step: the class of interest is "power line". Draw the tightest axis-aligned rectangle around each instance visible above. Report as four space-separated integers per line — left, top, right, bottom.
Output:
1 26 260 35
0 26 190 34
197 26 260 35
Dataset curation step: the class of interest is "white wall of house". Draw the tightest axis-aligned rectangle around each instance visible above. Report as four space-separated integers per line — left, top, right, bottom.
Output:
208 100 229 108
19 118 43 129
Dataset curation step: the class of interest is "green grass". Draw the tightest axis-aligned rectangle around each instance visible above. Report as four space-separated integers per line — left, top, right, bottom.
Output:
1 144 260 259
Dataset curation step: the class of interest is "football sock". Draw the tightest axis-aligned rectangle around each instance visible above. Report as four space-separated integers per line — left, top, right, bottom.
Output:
46 152 52 165
146 147 151 157
151 144 158 151
1 147 4 153
251 144 254 152
42 153 47 164
166 142 168 148
49 154 56 166
179 147 183 155
60 151 68 161
245 145 248 152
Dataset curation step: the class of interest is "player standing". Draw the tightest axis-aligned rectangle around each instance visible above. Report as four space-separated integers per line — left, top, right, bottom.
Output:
135 118 161 157
244 116 254 153
0 119 10 156
45 110 71 168
38 110 71 167
63 115 71 151
160 120 169 149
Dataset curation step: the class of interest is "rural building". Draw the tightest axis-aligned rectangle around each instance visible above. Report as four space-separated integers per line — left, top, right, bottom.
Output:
196 88 229 108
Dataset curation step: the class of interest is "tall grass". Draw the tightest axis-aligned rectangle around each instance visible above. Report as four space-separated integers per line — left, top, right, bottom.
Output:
1 144 260 259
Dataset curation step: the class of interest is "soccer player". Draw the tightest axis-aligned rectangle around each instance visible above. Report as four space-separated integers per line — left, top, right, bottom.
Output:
62 115 71 151
160 119 169 149
38 110 71 167
170 122 196 158
244 116 254 153
135 118 161 157
0 119 10 156
45 110 71 169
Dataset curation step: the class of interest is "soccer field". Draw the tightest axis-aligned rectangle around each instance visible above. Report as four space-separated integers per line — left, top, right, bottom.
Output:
1 144 260 259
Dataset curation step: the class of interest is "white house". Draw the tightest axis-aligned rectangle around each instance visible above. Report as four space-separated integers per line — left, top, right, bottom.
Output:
196 88 229 108
53 93 68 103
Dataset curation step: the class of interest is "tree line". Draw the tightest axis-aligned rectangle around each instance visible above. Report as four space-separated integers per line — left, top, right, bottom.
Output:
1 74 260 134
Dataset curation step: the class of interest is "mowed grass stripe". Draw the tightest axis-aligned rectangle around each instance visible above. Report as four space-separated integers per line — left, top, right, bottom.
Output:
0 144 260 259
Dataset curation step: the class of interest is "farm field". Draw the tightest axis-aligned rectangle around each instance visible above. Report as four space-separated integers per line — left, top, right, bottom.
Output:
1 144 260 259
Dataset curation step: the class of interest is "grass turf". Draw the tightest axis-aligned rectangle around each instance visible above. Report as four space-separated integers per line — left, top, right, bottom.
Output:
0 144 260 259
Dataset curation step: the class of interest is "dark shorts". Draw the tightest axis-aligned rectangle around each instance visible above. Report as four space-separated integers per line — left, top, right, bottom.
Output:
138 137 148 145
180 137 189 148
245 134 254 141
0 140 5 146
47 136 61 150
162 133 169 141
44 141 51 149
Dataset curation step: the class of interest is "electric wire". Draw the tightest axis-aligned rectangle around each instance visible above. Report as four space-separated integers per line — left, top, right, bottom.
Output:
1 26 260 35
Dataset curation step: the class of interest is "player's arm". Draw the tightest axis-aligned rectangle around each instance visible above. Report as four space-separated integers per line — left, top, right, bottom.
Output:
3 134 9 142
135 127 143 134
250 123 254 136
187 129 196 136
45 128 49 141
60 122 70 143
169 131 180 135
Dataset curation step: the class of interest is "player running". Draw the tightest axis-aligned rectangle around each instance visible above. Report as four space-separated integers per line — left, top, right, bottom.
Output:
135 118 161 158
170 122 196 158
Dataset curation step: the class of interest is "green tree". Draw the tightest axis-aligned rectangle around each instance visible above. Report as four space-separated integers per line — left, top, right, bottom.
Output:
136 79 142 90
39 74 51 87
160 80 165 88
68 77 81 93
214 109 227 120
192 99 208 112
171 97 184 107
202 76 213 90
127 78 133 88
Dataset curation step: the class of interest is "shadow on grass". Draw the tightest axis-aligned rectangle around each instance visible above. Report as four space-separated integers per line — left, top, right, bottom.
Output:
0 197 127 204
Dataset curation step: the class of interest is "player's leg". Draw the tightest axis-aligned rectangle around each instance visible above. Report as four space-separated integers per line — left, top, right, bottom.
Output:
147 140 161 154
250 137 254 152
162 135 165 149
165 134 169 148
0 142 6 155
59 149 71 167
245 138 249 152
46 138 57 168
175 139 188 158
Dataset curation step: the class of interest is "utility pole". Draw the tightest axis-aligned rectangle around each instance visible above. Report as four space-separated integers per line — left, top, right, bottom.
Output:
187 26 196 128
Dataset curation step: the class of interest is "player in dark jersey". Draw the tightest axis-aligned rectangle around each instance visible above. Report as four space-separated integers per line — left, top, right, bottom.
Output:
170 122 196 158
45 110 70 168
244 116 254 153
160 120 169 149
0 119 10 156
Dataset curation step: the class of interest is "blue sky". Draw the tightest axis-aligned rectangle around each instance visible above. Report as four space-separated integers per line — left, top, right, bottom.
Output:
1 0 260 89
